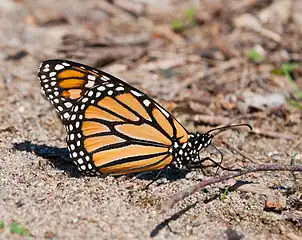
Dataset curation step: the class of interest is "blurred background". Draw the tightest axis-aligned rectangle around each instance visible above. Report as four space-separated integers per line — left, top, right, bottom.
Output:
0 0 301 239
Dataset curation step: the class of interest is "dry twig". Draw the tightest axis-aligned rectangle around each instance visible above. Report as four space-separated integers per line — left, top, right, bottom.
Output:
162 164 302 212
253 127 296 140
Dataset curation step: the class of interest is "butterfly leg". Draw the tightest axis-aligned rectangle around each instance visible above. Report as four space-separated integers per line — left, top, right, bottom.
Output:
144 165 169 189
188 157 217 170
188 156 240 172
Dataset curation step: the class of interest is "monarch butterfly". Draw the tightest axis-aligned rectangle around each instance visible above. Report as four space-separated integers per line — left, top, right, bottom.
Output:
38 59 251 176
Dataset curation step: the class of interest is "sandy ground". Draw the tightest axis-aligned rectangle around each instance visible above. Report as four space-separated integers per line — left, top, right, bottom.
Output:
0 0 301 239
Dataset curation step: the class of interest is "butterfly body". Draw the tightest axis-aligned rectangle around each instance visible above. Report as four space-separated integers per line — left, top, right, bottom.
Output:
38 60 214 175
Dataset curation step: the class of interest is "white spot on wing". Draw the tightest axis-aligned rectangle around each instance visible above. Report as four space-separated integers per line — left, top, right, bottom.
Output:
131 90 142 97
63 112 70 119
85 80 95 88
55 64 64 70
116 86 124 91
143 99 151 107
88 75 96 80
49 72 56 77
101 76 109 81
97 86 106 91
64 102 72 108
157 104 170 118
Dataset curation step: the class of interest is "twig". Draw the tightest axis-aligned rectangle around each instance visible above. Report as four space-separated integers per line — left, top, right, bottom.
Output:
114 0 145 16
193 114 231 126
98 1 135 21
153 25 186 46
162 164 302 212
253 127 296 140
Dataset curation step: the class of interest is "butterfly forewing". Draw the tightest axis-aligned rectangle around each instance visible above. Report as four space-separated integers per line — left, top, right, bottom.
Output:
38 59 189 175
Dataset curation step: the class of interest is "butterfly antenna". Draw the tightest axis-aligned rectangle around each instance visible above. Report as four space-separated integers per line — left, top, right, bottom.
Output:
206 123 252 136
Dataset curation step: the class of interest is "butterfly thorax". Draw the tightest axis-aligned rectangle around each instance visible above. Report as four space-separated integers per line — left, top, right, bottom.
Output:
171 132 213 169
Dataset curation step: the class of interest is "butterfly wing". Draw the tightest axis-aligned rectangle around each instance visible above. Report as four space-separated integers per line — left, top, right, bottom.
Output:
38 59 189 175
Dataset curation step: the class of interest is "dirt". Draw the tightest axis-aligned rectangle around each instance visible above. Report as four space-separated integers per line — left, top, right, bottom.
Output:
0 0 301 239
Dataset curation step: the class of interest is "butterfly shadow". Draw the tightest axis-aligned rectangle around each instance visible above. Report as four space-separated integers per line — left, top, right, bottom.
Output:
13 141 81 177
132 168 189 184
150 201 198 237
